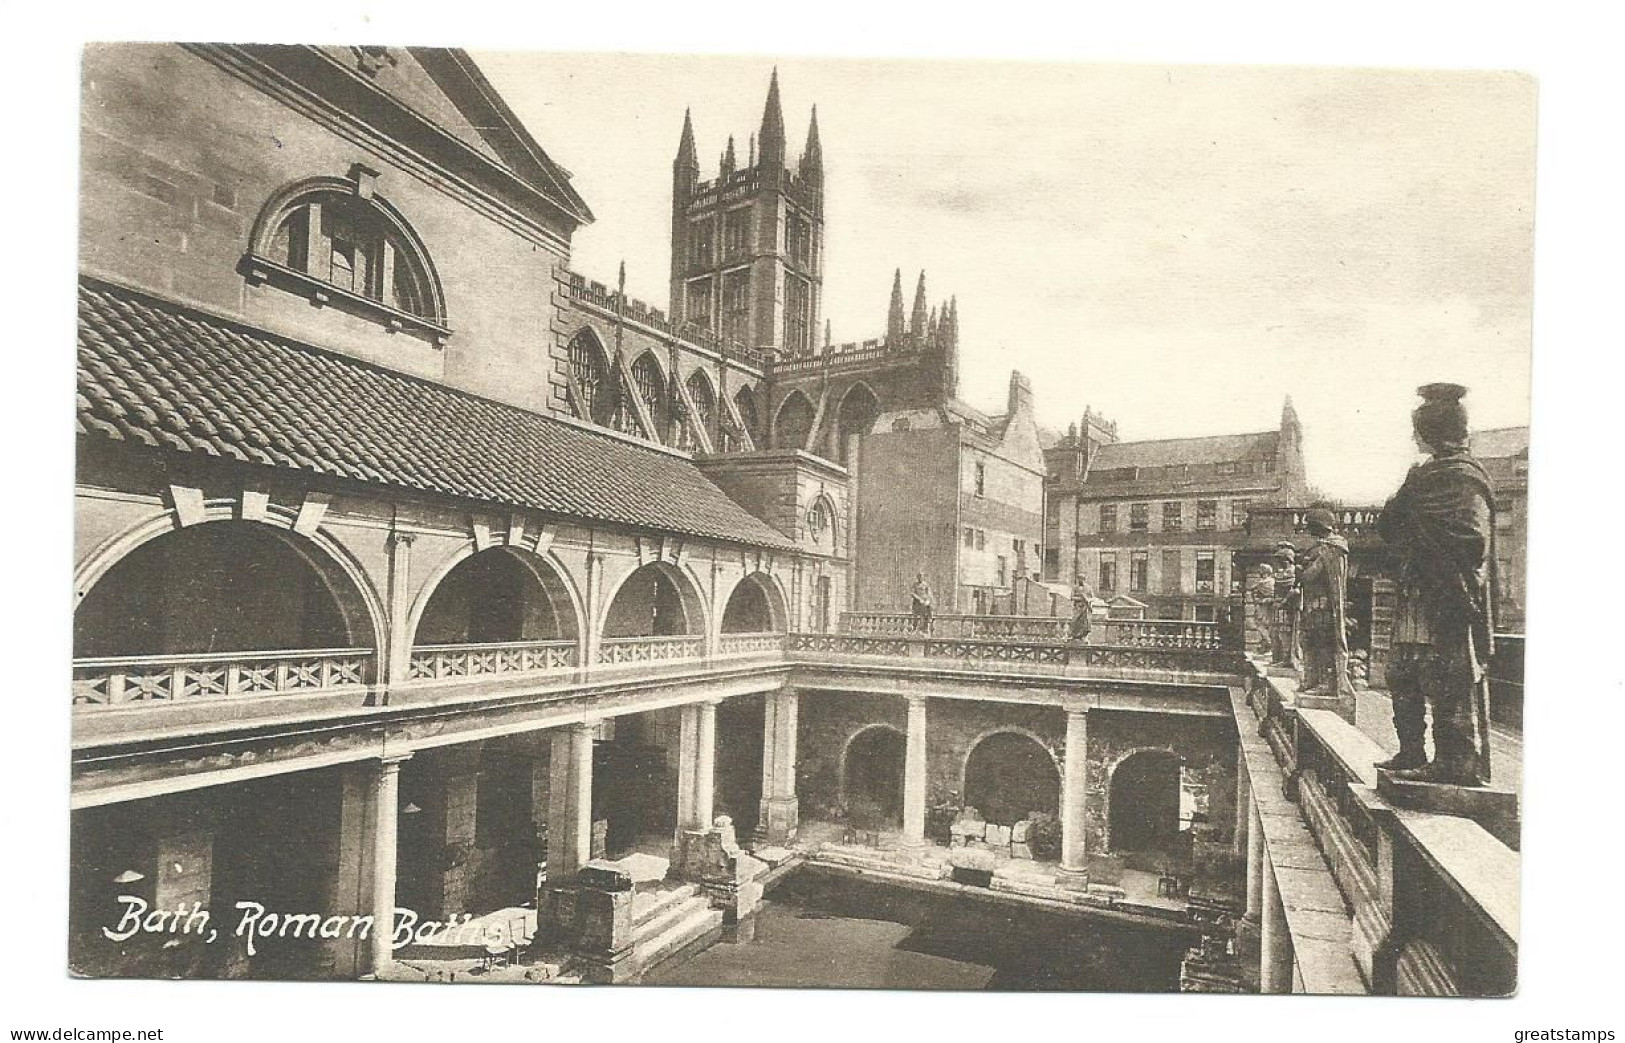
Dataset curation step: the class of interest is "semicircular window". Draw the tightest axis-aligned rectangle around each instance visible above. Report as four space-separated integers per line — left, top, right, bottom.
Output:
250 180 448 342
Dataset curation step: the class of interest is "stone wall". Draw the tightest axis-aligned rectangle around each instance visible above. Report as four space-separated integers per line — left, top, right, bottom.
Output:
797 692 1238 861
80 45 572 416
1084 709 1238 858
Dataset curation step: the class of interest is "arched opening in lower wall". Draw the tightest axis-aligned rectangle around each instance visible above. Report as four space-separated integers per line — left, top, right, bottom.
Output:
962 731 1060 827
1108 750 1185 854
841 725 906 830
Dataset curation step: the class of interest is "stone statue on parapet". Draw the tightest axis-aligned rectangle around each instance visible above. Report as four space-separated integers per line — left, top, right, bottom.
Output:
1297 507 1355 700
1374 383 1497 786
910 572 935 632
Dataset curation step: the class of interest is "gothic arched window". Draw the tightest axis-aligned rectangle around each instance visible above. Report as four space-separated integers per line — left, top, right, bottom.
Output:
680 370 717 451
630 352 668 439
568 331 613 425
733 385 761 449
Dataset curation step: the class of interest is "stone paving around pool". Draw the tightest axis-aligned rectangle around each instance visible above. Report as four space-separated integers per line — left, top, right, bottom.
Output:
788 820 1188 918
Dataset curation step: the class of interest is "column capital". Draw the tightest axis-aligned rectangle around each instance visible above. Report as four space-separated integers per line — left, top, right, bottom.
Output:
1065 707 1090 723
377 752 413 769
905 694 928 710
387 530 418 549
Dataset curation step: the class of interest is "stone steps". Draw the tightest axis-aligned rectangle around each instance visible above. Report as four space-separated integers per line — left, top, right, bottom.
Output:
634 887 706 940
633 897 723 973
631 883 700 930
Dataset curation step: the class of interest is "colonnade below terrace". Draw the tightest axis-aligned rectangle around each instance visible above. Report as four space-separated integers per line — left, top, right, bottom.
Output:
363 689 1117 977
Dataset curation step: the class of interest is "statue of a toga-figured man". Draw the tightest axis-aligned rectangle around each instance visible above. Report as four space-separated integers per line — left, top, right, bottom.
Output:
1375 383 1497 786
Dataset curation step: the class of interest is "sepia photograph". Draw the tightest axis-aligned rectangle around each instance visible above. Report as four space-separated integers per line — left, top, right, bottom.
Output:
61 40 1541 1001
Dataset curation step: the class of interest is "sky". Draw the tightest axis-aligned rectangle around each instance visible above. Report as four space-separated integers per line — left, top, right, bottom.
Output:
473 53 1535 502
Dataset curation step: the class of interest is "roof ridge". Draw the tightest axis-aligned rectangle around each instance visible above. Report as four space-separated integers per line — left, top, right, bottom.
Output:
1104 429 1278 449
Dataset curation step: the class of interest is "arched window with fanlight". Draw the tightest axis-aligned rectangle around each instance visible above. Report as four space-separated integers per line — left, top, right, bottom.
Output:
680 370 717 451
568 330 613 425
246 173 448 344
630 352 668 441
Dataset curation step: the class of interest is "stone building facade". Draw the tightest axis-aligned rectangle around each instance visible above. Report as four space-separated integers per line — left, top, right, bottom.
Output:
1044 398 1310 621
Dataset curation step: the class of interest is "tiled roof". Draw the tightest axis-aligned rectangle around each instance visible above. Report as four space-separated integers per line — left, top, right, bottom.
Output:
76 279 796 551
1470 426 1529 460
1088 430 1279 473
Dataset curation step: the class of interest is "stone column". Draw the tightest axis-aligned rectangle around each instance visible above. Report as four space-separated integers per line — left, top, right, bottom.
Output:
694 700 718 829
1234 759 1252 858
757 688 800 845
1260 860 1294 994
547 723 595 883
901 696 928 850
1246 799 1264 922
1058 709 1090 885
384 532 416 688
368 754 410 978
676 703 700 832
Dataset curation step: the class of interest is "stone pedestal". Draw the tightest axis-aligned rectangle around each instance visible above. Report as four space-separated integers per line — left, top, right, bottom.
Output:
674 817 765 924
756 796 799 848
1295 689 1357 724
1234 915 1262 993
1376 771 1520 847
571 863 637 984
755 689 800 846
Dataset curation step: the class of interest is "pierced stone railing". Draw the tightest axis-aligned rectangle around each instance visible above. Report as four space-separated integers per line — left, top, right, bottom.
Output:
790 632 1243 676
596 635 706 665
407 639 578 681
840 612 1070 641
72 648 372 707
1101 618 1224 649
716 632 787 657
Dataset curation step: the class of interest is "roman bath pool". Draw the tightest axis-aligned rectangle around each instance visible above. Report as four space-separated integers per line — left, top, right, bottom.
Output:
644 868 1193 991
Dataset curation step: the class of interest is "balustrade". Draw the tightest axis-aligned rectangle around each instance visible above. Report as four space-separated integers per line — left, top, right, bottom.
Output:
716 632 786 657
407 639 577 681
596 634 706 665
841 611 1220 648
72 647 372 707
1101 618 1224 649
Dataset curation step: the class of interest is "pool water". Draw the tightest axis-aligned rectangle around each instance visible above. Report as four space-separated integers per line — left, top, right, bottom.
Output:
644 869 1189 992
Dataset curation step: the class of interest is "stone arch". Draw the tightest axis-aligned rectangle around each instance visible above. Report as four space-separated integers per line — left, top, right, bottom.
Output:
831 380 881 464
1106 747 1185 853
959 729 1062 826
720 571 789 633
73 510 385 659
406 543 585 651
838 723 907 829
773 389 816 451
600 560 709 639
